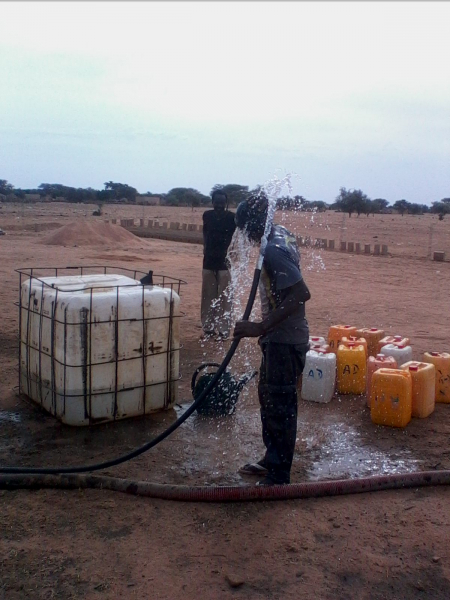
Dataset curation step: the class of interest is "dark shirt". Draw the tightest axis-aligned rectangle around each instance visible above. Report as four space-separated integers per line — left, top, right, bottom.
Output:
259 225 309 345
202 210 236 271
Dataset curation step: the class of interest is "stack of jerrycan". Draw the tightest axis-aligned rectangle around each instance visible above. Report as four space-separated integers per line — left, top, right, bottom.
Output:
377 335 410 354
370 368 412 427
400 361 435 418
336 342 366 394
328 325 357 354
423 352 450 403
356 328 385 357
341 336 368 358
366 354 398 407
301 347 336 403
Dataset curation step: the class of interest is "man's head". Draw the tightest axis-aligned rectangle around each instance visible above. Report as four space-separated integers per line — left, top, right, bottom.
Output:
211 190 227 212
235 191 269 242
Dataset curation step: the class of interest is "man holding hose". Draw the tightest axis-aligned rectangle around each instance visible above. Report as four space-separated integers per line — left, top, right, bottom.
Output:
233 192 311 486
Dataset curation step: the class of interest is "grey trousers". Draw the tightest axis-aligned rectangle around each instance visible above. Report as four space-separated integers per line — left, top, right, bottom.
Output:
201 269 232 335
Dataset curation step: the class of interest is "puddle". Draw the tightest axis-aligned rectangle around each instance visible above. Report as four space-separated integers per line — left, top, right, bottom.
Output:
301 417 422 481
0 411 22 423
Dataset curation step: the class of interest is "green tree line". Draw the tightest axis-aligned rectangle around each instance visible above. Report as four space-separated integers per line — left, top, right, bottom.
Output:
1 179 449 218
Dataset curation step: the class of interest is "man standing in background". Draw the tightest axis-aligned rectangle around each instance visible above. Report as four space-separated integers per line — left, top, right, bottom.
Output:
201 190 236 340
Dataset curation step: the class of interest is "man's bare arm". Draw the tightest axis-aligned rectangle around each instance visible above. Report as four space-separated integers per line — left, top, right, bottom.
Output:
233 279 311 339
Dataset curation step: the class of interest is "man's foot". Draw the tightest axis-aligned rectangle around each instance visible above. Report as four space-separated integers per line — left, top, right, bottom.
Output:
239 461 268 476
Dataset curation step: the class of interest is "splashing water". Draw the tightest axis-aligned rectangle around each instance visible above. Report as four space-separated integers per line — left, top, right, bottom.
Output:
225 174 297 386
202 173 328 401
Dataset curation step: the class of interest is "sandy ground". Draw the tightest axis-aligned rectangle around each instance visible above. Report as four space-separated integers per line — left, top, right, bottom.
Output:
1 202 450 599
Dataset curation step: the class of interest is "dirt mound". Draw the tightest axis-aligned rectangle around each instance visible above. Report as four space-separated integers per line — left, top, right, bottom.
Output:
40 221 147 247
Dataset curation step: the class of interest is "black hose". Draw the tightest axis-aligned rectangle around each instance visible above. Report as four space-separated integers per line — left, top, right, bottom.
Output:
0 268 262 475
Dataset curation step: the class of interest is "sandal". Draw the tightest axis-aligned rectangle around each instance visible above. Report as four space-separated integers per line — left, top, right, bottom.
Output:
239 462 268 476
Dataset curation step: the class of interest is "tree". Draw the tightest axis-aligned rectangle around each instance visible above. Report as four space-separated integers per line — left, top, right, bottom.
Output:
431 201 450 220
393 199 410 216
165 187 209 209
104 181 138 202
0 180 14 195
370 198 389 214
308 200 328 212
407 203 429 215
335 187 370 217
210 184 249 207
38 183 70 199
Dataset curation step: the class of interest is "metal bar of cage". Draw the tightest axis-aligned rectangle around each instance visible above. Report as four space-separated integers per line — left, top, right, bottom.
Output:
13 310 183 327
15 342 183 368
38 279 45 406
141 283 147 414
50 294 57 413
15 266 186 295
20 373 182 396
114 285 119 419
18 270 23 397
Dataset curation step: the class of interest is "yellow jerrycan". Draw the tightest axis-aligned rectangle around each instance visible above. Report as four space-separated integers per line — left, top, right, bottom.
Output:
341 336 368 358
370 368 412 428
328 325 357 354
400 361 435 418
357 328 385 357
336 343 366 394
423 352 450 403
366 354 398 407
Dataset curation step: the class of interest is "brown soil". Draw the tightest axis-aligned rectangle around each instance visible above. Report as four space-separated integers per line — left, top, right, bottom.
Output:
1 202 450 600
40 220 149 247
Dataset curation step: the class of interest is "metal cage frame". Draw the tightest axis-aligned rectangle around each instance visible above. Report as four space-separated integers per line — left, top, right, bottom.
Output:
17 265 186 424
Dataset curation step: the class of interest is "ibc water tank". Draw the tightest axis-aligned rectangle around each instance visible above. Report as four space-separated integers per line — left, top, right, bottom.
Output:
19 273 181 426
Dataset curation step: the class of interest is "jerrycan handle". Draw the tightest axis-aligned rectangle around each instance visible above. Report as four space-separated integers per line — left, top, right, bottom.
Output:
191 362 222 395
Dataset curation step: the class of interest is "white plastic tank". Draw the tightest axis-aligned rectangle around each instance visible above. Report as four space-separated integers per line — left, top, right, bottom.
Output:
301 349 337 403
19 273 180 425
379 343 413 365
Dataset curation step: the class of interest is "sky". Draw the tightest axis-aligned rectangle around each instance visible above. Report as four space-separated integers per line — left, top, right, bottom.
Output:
1 1 449 205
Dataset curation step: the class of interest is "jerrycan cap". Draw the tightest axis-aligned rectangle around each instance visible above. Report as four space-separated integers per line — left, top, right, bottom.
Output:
409 362 420 371
430 351 440 356
398 344 407 349
344 325 353 329
376 354 385 359
311 337 321 341
370 328 379 331
394 336 403 341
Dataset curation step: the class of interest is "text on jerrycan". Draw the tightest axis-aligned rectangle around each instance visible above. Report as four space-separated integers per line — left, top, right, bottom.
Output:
307 368 323 379
342 364 359 375
438 370 450 384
